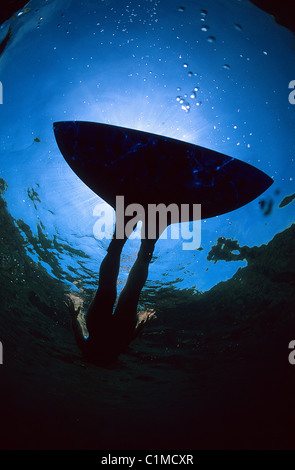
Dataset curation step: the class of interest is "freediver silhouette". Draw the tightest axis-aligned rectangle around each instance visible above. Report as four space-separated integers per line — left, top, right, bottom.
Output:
67 227 156 363
54 121 273 364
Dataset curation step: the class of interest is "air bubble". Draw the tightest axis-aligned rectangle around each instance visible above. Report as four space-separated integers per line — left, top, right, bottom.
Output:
181 102 190 113
234 23 242 31
200 9 207 16
178 6 185 12
207 36 216 43
188 71 193 77
183 63 188 68
201 25 209 32
223 64 231 70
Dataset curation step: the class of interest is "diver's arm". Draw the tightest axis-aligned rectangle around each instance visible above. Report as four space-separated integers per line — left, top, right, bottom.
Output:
72 314 87 351
65 298 87 351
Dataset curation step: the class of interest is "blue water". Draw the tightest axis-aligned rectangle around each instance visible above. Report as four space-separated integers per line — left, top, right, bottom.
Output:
0 0 294 294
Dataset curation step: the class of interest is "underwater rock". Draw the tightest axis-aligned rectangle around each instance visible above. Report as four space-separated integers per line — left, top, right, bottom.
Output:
0 177 8 195
0 182 70 332
207 237 252 263
279 192 295 208
141 224 295 338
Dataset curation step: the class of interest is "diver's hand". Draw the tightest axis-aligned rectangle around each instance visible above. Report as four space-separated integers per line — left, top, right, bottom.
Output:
64 297 81 320
135 309 156 336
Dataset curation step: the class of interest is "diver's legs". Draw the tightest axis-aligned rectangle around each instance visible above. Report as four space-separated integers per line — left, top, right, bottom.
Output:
112 237 156 336
85 233 127 334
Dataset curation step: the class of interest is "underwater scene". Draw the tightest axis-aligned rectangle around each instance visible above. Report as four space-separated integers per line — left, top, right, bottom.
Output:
0 0 295 451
